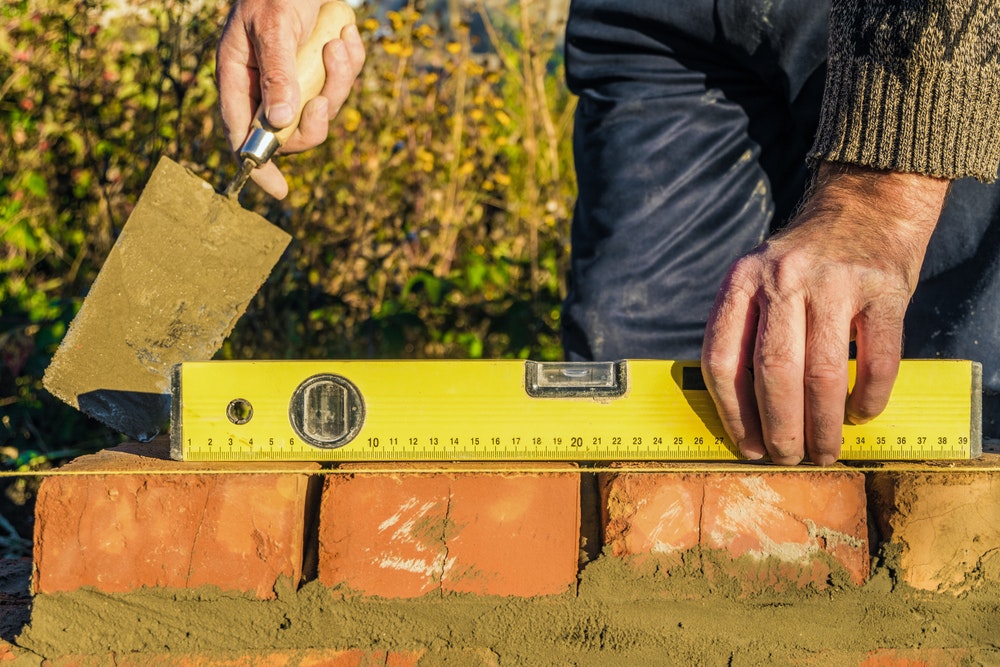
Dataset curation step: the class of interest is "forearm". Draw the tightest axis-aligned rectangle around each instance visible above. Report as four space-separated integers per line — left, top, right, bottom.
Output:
798 162 950 292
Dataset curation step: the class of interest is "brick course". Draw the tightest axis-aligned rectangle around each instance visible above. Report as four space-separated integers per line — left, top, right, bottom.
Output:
31 447 1000 599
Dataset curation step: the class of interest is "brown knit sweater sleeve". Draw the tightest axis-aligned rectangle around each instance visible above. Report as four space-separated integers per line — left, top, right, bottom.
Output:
809 0 1000 182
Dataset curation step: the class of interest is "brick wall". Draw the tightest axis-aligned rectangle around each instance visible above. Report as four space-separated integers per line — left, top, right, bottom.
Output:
14 440 1000 664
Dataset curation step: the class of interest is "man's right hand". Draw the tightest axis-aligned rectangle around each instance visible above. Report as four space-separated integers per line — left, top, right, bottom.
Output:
216 0 366 199
701 163 949 465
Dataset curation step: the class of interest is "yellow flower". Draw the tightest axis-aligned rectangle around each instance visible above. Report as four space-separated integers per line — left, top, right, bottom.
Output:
416 148 435 172
341 108 362 132
445 42 462 54
494 110 511 127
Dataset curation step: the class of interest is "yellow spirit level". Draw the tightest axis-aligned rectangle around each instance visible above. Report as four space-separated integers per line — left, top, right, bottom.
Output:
169 359 981 462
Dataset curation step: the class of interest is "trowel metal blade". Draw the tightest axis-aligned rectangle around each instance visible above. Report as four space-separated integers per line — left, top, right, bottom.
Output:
43 156 290 441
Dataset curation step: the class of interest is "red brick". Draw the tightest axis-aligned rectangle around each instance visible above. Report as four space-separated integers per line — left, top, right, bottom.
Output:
0 641 17 662
41 650 424 667
318 463 580 597
866 453 1000 594
602 474 702 561
856 648 973 667
33 440 318 599
601 466 869 590
790 648 978 666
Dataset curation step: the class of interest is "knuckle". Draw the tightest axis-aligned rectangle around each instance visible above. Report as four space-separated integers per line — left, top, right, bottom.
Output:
700 353 737 386
724 255 764 297
260 67 294 93
804 359 845 387
761 249 812 296
868 288 911 315
754 351 800 382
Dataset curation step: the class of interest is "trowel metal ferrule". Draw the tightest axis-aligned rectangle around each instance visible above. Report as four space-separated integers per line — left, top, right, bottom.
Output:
223 126 280 197
240 125 280 165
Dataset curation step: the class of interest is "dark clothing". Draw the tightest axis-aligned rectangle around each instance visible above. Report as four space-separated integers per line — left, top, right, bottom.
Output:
561 1 1000 435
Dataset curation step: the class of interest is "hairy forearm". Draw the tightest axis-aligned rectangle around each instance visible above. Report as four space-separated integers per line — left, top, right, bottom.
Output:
795 162 950 291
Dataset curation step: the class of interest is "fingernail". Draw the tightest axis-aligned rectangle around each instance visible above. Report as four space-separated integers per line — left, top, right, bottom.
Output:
813 454 837 466
738 437 766 461
266 103 294 126
845 412 871 426
345 23 360 41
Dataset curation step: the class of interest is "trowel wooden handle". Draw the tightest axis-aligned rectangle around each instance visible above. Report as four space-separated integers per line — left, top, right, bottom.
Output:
252 0 356 145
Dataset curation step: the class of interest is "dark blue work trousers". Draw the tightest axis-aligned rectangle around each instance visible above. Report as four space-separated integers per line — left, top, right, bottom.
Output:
561 1 1000 436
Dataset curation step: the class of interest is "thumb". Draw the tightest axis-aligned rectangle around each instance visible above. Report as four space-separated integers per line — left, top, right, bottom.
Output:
248 11 303 129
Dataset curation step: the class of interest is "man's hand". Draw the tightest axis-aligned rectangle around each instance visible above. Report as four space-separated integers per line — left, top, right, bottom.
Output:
701 163 949 465
217 0 365 199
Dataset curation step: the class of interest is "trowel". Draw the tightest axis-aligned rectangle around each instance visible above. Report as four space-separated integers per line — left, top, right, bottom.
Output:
43 1 356 442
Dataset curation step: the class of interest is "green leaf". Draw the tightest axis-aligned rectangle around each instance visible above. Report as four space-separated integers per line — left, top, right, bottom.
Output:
464 255 488 291
403 271 447 306
3 220 39 254
23 172 48 198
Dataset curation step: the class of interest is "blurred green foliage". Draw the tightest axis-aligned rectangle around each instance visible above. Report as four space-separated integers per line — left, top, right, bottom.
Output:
0 0 576 543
